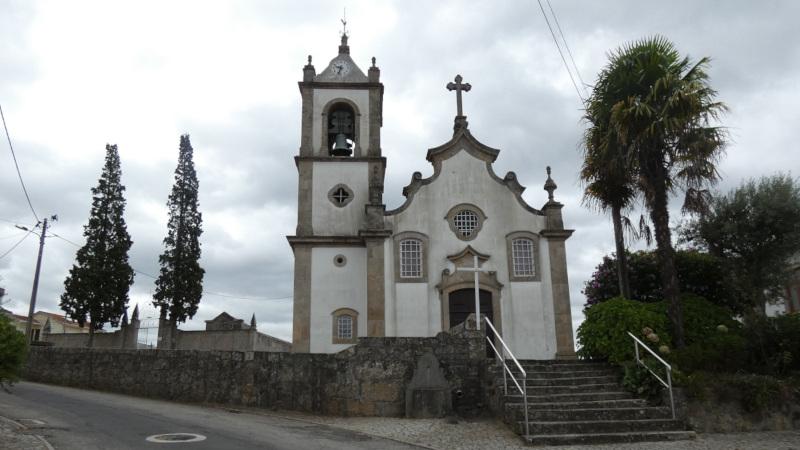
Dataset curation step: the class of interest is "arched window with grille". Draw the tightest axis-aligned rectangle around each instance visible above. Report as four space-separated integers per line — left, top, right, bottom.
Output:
331 308 358 344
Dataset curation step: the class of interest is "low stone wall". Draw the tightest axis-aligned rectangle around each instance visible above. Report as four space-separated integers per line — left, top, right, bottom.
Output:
43 327 137 350
170 329 290 353
24 331 489 417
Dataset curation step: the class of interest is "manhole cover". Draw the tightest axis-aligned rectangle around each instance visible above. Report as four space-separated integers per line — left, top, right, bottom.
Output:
146 433 207 443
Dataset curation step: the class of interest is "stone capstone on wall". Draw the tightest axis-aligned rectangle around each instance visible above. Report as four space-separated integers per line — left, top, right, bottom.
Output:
24 330 490 418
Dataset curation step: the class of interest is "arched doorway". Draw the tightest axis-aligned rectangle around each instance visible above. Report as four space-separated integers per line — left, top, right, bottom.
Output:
448 288 495 357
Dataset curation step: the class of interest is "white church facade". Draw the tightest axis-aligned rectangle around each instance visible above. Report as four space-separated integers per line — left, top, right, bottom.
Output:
288 33 576 360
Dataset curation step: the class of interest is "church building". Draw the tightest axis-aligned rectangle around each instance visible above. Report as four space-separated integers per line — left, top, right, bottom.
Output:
288 32 576 360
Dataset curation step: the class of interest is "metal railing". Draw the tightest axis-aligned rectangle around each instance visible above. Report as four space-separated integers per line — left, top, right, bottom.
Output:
484 317 529 437
627 331 675 419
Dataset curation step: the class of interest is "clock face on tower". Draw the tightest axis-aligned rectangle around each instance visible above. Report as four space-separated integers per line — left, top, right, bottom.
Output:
332 60 352 77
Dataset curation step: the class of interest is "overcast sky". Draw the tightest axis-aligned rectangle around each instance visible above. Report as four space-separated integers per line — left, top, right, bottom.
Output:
2 0 798 344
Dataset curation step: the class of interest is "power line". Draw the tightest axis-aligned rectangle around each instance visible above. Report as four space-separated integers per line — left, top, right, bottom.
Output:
536 0 585 105
0 229 33 261
546 0 588 97
53 234 291 302
0 104 40 223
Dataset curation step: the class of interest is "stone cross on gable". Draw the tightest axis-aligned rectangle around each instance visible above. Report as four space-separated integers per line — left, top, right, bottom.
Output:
446 74 471 117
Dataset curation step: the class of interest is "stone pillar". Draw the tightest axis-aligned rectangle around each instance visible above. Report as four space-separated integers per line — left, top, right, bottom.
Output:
295 160 313 236
291 245 312 352
541 201 576 359
362 234 390 337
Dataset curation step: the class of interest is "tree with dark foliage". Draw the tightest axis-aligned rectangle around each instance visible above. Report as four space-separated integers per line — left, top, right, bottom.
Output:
153 135 204 348
61 144 134 347
682 174 800 315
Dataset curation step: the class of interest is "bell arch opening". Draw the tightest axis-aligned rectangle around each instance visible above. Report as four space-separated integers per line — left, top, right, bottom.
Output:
327 102 356 157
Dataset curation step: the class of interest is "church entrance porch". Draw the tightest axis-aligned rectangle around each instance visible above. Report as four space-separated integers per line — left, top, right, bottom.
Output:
448 288 495 357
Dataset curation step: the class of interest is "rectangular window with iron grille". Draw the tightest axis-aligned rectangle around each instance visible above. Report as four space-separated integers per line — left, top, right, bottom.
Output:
337 315 353 339
400 238 422 278
512 238 535 277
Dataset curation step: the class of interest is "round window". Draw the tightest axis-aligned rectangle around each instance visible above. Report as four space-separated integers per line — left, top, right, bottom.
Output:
333 254 347 267
446 204 486 241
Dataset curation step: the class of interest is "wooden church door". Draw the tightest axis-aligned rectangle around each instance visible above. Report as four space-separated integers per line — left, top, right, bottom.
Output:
448 288 494 356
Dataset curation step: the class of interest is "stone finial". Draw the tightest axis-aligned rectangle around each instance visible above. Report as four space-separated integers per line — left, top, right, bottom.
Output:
303 55 316 81
544 166 557 202
339 32 350 55
250 313 257 329
368 56 380 82
121 309 129 327
131 304 139 321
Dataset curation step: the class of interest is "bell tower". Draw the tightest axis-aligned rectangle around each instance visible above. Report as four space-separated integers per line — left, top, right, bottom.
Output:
288 30 390 353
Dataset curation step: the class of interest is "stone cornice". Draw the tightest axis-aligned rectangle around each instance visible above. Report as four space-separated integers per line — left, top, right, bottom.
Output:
358 229 392 240
286 235 365 248
298 81 383 90
540 229 575 240
425 128 500 164
295 156 386 166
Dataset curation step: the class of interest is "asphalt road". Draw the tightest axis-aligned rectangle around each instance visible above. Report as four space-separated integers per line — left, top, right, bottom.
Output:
0 382 424 450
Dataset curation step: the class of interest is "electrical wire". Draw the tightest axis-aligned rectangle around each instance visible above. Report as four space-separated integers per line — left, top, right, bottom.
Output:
536 0 585 105
546 0 588 98
0 229 33 260
52 233 291 302
0 104 40 222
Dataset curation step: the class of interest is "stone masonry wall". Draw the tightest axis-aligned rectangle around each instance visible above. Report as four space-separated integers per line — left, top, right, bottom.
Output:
24 330 489 417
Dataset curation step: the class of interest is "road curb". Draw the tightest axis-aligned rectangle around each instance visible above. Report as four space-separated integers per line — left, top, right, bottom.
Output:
0 414 56 450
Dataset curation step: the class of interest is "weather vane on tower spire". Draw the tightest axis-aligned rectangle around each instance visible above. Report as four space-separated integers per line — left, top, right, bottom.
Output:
341 8 348 37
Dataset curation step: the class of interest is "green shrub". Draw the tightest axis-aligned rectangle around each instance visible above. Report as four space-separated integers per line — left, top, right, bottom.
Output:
671 331 748 373
0 314 28 391
683 372 799 414
652 293 740 347
742 313 800 375
577 297 671 363
621 359 665 401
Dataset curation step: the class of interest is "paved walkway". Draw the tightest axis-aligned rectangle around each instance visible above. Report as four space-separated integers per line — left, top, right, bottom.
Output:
262 410 800 450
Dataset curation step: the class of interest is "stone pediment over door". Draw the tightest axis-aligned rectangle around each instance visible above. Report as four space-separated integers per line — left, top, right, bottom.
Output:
436 245 504 335
436 245 503 294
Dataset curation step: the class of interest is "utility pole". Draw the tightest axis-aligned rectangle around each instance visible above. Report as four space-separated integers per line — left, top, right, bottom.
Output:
23 216 55 343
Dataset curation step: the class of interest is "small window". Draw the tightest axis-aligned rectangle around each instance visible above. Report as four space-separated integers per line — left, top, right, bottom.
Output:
331 308 358 344
512 238 535 277
506 232 541 282
446 204 486 241
328 184 354 207
337 315 353 339
400 239 423 278
453 210 479 237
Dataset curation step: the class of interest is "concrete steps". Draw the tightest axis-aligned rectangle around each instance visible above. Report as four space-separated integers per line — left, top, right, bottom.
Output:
495 359 695 446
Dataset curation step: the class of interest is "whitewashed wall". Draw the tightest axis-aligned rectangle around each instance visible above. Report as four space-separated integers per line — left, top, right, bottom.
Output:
309 246 367 353
386 149 557 359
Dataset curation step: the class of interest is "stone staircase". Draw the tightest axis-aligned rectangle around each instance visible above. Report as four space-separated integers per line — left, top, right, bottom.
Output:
494 360 695 446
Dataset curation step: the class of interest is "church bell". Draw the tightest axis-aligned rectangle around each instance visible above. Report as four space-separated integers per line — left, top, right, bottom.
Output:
331 133 352 157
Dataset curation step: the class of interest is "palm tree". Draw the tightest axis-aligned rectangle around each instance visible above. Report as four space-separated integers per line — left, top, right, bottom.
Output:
587 36 727 348
580 124 637 299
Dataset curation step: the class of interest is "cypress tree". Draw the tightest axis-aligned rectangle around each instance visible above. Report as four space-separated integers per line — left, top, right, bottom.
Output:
60 144 134 347
153 134 204 347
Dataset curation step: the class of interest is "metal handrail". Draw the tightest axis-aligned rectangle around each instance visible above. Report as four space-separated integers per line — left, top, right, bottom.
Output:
484 317 529 437
627 331 675 419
